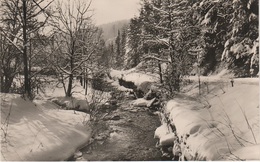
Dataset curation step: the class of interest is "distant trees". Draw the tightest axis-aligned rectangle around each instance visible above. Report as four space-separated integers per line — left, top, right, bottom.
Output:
114 26 128 68
125 17 142 69
102 25 128 70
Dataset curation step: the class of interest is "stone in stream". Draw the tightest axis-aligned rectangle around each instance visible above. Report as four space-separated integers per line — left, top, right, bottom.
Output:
95 132 109 141
129 109 138 113
103 115 121 121
110 115 120 120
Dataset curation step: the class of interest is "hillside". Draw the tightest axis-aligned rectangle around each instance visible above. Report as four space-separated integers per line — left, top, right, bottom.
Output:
98 19 129 42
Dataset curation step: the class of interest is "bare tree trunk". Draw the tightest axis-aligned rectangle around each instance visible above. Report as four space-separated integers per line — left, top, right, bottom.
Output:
83 68 86 88
85 69 88 95
158 61 163 84
23 0 31 98
85 77 88 95
83 75 86 88
0 34 4 92
0 76 3 92
1 75 14 93
66 74 73 97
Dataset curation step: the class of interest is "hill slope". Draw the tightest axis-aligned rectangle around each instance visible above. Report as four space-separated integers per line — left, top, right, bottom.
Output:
99 19 129 42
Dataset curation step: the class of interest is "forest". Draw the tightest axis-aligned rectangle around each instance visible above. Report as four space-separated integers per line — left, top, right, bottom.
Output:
0 0 259 161
0 0 258 99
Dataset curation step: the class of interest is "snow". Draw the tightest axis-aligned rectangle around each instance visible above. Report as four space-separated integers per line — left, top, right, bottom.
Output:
44 79 110 105
110 79 133 92
110 68 158 86
188 71 259 84
110 68 259 160
0 76 121 160
164 79 260 160
131 98 155 107
226 144 260 160
154 123 171 140
51 97 89 111
0 93 91 161
43 80 87 100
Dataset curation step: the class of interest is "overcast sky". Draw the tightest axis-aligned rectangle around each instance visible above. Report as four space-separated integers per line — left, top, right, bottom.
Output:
90 0 140 25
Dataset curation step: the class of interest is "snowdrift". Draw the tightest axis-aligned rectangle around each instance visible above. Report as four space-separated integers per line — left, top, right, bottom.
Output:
1 93 91 161
110 68 158 86
51 97 89 111
165 82 260 160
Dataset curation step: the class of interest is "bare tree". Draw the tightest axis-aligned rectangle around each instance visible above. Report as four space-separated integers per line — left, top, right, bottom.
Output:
0 0 52 98
49 0 102 97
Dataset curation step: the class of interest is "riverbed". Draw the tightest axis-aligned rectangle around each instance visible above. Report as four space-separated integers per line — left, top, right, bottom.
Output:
72 94 167 161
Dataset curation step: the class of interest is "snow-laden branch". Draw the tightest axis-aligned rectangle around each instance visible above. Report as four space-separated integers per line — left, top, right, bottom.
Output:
143 55 170 63
28 0 53 19
56 65 72 75
71 50 96 73
0 30 23 53
152 6 168 14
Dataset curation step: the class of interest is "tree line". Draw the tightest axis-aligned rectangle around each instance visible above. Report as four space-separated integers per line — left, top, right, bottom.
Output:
0 0 258 99
110 0 258 97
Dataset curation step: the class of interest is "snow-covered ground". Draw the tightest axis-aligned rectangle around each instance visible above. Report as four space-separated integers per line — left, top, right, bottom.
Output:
113 67 259 160
165 79 259 160
1 68 259 161
0 93 91 161
0 79 95 161
110 68 158 86
189 69 259 84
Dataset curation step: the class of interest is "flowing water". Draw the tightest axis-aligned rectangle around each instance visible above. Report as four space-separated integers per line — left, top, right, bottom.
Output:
72 95 168 161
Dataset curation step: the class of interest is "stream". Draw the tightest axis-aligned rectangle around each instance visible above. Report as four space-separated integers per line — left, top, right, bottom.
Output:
71 92 169 161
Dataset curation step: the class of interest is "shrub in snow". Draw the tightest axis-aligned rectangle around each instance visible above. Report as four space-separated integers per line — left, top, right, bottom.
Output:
92 73 112 92
76 100 89 111
172 139 182 157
